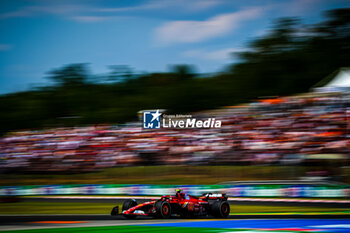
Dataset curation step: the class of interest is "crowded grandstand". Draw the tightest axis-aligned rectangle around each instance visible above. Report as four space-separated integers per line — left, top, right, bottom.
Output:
1 92 349 174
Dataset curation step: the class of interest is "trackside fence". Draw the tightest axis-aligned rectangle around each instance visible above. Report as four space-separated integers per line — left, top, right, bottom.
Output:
1 184 349 198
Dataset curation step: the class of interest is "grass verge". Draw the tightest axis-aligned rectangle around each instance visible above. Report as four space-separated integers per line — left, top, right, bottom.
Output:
2 165 349 186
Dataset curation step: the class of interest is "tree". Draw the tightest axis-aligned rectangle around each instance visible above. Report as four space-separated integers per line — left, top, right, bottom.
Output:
107 65 133 83
229 8 350 97
46 63 89 87
170 64 196 81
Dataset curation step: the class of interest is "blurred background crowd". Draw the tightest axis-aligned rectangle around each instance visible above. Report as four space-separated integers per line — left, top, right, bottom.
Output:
1 92 349 174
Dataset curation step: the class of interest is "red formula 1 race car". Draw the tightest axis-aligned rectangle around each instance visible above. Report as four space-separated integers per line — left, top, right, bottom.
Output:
111 189 230 219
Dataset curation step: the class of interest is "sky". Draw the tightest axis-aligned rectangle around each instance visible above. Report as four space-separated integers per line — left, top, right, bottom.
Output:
0 0 349 94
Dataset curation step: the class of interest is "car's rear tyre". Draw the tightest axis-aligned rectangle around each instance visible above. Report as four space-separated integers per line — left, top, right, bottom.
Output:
210 200 230 218
122 199 138 219
155 200 172 218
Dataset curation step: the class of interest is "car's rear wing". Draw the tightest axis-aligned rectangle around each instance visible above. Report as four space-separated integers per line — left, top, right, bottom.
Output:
201 193 228 200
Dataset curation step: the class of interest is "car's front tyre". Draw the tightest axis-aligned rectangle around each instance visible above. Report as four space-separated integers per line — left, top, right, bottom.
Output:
122 199 138 219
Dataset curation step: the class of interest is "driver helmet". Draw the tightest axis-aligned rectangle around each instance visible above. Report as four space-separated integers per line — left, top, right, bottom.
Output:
175 188 183 193
175 188 183 198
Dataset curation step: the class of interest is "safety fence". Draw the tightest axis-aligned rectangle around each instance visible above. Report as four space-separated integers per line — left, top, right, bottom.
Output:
1 184 349 198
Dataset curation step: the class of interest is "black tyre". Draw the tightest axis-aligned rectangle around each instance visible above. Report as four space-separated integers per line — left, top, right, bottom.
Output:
122 199 138 219
210 200 230 218
110 206 119 216
155 200 172 218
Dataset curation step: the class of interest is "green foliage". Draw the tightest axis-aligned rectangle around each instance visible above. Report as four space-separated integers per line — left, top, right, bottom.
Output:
0 165 309 185
46 63 89 87
0 8 349 135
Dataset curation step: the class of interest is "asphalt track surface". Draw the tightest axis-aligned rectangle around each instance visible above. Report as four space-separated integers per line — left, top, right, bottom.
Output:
2 198 350 231
1 214 350 223
23 196 350 208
